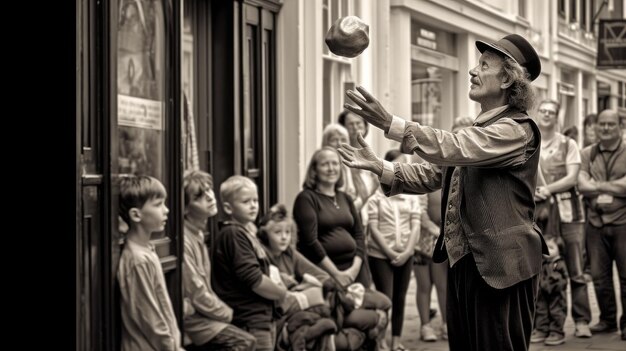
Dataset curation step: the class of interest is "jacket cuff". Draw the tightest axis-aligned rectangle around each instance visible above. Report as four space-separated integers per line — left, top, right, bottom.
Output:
379 160 395 185
384 115 406 142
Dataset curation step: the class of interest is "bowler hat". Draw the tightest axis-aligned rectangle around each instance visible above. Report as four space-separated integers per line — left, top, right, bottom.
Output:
476 34 541 81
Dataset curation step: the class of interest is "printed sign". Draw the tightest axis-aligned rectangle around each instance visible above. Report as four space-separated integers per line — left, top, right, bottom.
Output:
597 19 626 69
118 94 163 130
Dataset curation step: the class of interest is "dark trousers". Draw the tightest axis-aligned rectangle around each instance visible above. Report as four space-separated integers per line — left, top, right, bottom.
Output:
561 222 592 323
586 222 626 330
368 256 413 336
447 254 538 351
534 289 567 335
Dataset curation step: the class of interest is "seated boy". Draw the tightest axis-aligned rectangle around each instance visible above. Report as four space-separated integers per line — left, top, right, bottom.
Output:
117 175 185 351
181 170 256 350
212 175 288 351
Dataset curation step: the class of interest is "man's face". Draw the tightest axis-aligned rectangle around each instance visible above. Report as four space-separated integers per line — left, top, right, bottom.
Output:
469 51 507 107
595 111 622 143
344 113 367 138
537 102 559 130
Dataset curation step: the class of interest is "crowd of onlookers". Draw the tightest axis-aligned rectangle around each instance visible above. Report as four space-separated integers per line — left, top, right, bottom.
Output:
115 103 624 351
531 101 625 346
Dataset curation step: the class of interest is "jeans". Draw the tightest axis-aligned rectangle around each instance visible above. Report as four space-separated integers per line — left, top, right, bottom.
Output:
535 289 567 335
586 223 626 330
560 222 592 323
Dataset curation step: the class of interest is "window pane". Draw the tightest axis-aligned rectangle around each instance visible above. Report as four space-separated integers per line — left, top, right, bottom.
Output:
411 63 455 130
116 0 167 240
245 24 258 172
117 0 166 181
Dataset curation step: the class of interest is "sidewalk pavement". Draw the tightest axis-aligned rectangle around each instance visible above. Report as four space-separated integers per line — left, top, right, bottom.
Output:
384 265 623 351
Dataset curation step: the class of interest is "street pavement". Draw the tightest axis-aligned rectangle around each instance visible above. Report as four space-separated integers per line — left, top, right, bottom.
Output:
383 265 624 351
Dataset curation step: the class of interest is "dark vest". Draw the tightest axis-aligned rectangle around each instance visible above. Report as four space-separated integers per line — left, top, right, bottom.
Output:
432 108 549 289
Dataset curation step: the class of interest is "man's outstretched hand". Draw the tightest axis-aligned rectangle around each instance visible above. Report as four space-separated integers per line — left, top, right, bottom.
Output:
337 133 383 177
345 86 393 132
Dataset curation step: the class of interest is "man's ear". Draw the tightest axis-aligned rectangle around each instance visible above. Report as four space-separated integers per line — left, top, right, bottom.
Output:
128 207 142 223
500 74 514 90
223 202 233 215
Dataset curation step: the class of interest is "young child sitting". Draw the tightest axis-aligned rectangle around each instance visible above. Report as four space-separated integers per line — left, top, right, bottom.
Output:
116 175 185 351
181 170 256 351
258 203 339 350
530 236 569 346
211 175 288 351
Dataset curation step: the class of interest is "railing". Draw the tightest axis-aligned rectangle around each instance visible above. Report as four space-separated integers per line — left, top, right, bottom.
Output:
558 19 597 50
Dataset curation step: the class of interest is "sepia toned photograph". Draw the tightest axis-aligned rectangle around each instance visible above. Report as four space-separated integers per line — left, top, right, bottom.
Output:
76 1 626 350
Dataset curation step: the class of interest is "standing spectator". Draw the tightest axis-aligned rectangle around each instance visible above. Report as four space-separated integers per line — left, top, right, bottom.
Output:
530 237 569 346
338 111 380 216
322 123 359 206
536 99 592 338
578 109 626 341
367 149 421 351
117 175 184 351
583 113 598 148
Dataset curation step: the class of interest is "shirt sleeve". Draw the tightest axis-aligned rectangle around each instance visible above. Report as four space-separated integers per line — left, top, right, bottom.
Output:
401 118 532 168
367 194 380 226
380 161 444 196
293 192 327 264
126 262 179 351
565 138 582 165
292 249 331 283
580 147 591 174
225 229 264 289
182 244 232 322
410 196 422 224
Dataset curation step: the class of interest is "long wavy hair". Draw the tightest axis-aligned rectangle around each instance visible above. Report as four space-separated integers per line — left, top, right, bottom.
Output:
500 56 536 112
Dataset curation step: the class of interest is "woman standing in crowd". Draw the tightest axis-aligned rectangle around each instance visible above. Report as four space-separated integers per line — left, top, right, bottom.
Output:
367 149 421 351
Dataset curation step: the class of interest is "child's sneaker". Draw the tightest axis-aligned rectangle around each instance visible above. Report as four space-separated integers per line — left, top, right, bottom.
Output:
420 323 438 342
574 321 592 338
544 332 565 346
441 324 448 340
530 329 547 343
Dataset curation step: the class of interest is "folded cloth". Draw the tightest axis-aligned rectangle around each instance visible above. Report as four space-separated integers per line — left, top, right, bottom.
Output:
346 283 365 309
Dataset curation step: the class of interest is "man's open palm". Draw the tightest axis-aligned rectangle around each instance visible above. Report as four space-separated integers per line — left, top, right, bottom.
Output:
337 133 383 176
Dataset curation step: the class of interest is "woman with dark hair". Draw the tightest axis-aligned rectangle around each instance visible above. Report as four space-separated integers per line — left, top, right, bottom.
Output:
338 111 379 217
583 113 598 147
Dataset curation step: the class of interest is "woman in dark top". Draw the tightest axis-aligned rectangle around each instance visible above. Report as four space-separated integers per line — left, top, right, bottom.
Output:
293 147 391 350
293 147 368 287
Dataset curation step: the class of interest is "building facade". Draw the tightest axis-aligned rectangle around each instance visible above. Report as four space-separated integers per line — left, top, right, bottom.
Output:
76 0 625 349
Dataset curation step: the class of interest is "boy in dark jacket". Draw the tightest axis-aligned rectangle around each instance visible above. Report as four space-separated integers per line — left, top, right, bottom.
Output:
212 176 288 351
531 237 569 346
